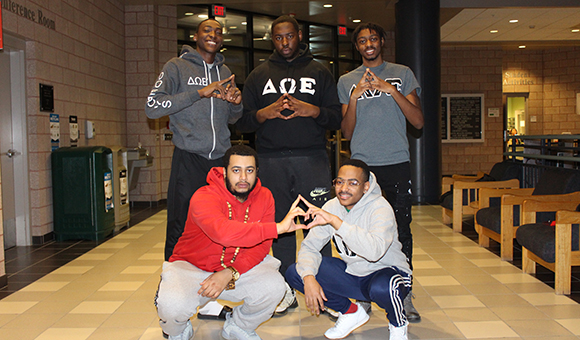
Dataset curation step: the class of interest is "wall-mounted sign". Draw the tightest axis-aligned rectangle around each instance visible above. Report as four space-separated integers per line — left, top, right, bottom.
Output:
503 71 534 85
441 94 485 143
39 83 54 112
212 4 226 18
50 113 60 151
69 115 78 146
338 26 347 36
488 107 500 117
1 0 56 30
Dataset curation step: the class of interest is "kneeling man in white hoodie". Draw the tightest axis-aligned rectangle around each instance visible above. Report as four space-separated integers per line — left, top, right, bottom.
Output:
286 159 412 340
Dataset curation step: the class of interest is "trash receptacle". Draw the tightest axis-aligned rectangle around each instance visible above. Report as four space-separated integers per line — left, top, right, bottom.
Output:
52 146 115 241
109 146 130 230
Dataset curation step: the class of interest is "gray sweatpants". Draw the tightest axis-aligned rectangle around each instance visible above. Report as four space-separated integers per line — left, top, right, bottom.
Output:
155 255 286 336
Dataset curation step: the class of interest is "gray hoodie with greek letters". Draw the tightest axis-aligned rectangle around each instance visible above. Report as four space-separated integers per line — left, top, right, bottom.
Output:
145 45 243 160
296 172 412 278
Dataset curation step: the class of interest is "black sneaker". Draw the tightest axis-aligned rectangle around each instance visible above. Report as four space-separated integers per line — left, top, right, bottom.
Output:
403 293 421 323
197 305 233 320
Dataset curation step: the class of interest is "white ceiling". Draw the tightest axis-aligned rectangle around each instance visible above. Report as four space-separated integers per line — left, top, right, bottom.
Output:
123 0 580 49
441 7 580 49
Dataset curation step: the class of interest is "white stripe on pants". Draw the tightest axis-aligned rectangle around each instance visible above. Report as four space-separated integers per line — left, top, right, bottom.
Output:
155 255 285 336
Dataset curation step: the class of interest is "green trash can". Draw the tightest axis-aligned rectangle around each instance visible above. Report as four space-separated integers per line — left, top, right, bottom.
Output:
52 146 115 241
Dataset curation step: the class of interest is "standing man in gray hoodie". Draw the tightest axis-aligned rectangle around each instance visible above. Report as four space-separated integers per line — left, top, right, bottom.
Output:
145 18 242 320
286 159 412 340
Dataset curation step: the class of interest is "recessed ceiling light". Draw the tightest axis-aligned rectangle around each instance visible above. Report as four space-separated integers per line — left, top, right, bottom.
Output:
224 39 232 42
198 14 208 19
189 35 194 39
353 19 361 23
229 26 237 30
509 19 518 23
184 12 194 16
323 4 333 8
490 30 498 34
518 45 526 49
572 29 580 33
241 22 247 25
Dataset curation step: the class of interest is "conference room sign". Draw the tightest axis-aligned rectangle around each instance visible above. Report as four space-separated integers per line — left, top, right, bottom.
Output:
1 0 56 31
441 93 485 143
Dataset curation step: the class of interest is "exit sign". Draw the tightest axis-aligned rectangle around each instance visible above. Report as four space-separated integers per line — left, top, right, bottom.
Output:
338 26 347 36
212 4 226 18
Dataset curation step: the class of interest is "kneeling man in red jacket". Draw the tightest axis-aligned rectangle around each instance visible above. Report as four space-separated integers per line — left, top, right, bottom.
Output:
155 145 308 340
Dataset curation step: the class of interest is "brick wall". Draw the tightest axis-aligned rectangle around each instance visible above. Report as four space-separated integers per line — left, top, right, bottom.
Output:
502 50 544 135
441 47 505 175
2 0 127 237
542 47 580 134
125 5 176 202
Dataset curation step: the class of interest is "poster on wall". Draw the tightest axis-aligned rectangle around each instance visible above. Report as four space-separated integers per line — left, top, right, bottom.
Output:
50 113 60 151
69 115 78 146
441 94 485 143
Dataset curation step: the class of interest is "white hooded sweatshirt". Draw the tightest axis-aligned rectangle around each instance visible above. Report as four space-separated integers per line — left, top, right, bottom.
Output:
296 172 412 279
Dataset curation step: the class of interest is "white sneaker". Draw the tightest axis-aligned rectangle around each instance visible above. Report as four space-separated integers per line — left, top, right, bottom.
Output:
274 282 298 316
389 323 408 340
324 303 369 339
222 313 262 340
168 320 194 340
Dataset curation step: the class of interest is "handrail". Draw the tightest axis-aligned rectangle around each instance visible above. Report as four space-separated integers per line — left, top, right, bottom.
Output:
506 134 580 140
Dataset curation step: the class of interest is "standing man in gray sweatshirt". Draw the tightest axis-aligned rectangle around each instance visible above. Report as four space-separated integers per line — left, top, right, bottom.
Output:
145 18 242 320
286 159 412 340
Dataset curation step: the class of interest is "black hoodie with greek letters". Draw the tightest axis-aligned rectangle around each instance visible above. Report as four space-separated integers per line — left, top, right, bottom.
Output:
236 43 341 155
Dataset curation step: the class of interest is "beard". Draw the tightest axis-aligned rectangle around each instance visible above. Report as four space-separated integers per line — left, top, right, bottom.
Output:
362 53 379 62
225 176 257 201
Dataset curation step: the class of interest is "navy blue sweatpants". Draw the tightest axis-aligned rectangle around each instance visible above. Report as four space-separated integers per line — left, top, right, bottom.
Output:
286 257 411 327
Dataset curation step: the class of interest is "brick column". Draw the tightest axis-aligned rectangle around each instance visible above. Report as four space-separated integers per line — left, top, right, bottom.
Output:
125 5 177 202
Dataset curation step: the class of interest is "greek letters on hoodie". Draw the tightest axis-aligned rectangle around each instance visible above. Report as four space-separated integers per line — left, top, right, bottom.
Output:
236 43 341 154
145 45 243 160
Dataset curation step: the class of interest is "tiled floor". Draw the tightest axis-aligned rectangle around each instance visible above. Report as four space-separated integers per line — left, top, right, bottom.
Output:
1 204 580 339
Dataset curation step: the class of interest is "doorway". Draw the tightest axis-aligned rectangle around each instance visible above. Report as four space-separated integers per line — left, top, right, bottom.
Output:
0 35 31 249
505 94 528 136
503 93 528 157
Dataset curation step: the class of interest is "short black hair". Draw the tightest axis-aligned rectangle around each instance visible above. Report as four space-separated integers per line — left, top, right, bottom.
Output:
224 145 259 169
341 159 370 183
351 22 387 46
271 15 300 35
197 18 222 34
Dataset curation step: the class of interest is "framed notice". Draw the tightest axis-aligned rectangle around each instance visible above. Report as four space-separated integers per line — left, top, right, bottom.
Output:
441 94 484 143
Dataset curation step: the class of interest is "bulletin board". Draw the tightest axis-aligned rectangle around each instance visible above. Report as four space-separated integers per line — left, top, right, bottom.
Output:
441 93 484 143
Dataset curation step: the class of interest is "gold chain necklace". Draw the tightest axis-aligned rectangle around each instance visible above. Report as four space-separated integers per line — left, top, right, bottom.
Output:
220 202 249 269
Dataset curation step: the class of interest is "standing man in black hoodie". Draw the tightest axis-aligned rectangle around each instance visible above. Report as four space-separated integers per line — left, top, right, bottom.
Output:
236 15 342 316
145 18 242 320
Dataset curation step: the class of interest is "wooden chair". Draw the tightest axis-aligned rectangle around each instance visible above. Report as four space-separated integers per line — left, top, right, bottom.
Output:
441 161 521 232
475 168 580 261
444 179 520 232
517 200 580 294
441 172 483 225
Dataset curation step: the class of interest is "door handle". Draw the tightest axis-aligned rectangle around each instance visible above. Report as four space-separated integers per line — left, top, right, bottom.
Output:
5 149 18 158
